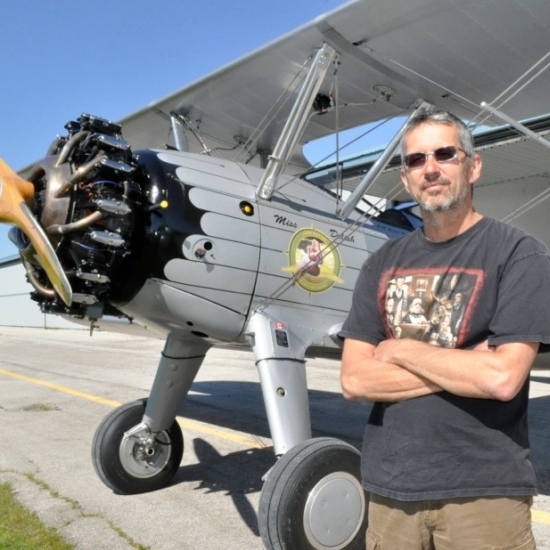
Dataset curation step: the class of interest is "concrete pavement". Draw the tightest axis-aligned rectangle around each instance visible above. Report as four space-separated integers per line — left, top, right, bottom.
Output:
0 327 550 549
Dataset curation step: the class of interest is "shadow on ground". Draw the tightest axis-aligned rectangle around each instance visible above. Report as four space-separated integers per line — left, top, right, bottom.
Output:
166 379 550 538
179 380 370 447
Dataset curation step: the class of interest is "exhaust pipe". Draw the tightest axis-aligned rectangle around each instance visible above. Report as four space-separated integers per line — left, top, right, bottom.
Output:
0 157 72 305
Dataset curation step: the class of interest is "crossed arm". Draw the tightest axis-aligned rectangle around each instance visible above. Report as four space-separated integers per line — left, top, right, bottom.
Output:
341 337 539 403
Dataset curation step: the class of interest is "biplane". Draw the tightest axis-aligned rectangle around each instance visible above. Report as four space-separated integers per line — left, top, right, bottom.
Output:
1 0 550 548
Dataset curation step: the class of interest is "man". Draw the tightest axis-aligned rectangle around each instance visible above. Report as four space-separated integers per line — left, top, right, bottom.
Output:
339 109 550 549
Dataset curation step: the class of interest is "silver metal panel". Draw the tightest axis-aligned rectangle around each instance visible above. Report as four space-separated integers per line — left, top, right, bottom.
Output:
164 281 253 315
252 302 349 351
200 212 260 246
164 260 258 295
160 151 257 199
253 269 354 312
159 151 251 184
120 279 246 342
188 187 251 216
175 166 254 197
180 234 259 267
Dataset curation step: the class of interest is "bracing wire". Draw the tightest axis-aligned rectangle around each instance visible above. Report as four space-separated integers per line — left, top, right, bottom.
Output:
501 177 550 224
333 65 342 205
274 112 399 195
475 50 550 127
232 56 312 164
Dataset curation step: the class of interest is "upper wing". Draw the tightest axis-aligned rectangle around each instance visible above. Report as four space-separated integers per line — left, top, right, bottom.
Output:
118 0 550 172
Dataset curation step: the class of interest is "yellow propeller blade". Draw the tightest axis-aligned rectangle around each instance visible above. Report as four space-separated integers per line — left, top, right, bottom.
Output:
0 158 72 305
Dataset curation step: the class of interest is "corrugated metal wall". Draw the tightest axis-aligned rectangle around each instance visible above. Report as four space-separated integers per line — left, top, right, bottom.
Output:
0 262 80 329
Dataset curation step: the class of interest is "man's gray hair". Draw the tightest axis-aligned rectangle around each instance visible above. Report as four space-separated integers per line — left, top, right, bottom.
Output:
400 109 475 163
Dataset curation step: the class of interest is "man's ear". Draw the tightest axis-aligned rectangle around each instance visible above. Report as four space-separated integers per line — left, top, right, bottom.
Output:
468 153 483 185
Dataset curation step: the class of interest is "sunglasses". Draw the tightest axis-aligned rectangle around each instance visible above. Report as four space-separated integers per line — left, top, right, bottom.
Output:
403 146 469 169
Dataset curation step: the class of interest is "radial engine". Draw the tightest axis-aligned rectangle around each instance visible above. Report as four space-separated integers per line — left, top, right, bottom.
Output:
9 114 155 324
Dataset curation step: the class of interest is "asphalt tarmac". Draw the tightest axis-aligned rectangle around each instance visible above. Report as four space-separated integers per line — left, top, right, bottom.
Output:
1 326 550 549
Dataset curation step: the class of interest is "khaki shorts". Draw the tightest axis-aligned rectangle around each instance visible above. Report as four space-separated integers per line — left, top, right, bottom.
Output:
367 493 535 550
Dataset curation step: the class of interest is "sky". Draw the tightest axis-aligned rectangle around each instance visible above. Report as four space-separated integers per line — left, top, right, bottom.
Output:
0 0 400 258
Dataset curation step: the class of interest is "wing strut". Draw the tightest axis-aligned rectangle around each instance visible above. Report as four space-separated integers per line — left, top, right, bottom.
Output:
480 102 550 152
256 43 336 200
336 100 431 220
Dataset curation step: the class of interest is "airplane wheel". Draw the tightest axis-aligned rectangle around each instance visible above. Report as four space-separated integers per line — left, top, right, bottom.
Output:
92 398 183 495
259 437 367 550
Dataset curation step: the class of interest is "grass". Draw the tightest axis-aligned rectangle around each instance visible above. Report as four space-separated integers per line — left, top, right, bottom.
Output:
22 404 60 412
0 477 150 550
0 482 74 550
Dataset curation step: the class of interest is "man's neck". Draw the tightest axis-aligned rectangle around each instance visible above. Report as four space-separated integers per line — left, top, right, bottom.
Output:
422 208 483 242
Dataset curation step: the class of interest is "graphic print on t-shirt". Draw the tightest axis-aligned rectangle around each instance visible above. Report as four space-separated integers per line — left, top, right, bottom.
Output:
382 269 482 347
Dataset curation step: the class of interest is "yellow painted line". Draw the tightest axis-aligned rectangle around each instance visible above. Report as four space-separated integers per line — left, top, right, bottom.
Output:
532 509 550 525
0 368 121 407
3 368 550 522
0 367 271 450
176 418 270 449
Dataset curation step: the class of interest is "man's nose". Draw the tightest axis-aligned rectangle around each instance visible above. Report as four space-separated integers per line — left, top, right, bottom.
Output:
423 153 440 174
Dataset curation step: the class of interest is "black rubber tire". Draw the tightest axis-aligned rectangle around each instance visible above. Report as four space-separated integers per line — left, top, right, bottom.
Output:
92 398 183 494
259 437 368 550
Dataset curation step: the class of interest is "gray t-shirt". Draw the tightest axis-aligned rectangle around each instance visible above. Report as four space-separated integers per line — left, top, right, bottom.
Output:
340 217 550 500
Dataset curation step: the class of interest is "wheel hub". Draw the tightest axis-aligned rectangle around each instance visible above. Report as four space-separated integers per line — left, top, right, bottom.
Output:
120 425 172 479
303 471 366 550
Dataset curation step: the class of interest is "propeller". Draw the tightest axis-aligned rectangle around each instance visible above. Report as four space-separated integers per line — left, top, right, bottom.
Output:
0 158 72 305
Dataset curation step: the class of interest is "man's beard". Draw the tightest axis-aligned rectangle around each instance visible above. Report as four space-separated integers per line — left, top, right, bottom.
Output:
418 178 469 213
